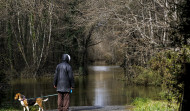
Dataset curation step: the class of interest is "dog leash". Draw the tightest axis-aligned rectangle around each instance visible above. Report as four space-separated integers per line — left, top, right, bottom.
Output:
26 90 72 100
27 94 58 100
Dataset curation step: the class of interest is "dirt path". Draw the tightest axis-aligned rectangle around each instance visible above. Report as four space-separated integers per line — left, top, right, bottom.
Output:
47 105 133 111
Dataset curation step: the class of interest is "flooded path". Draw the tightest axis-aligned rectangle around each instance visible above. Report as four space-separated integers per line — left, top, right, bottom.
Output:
4 65 161 110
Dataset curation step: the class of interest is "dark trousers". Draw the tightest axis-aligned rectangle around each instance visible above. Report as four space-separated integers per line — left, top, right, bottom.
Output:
58 92 70 111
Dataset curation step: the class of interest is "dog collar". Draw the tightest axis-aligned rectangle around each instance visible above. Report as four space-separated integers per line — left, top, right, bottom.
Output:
21 95 26 101
21 98 25 101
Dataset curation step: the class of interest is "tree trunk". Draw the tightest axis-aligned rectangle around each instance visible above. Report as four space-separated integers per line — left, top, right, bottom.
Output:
163 0 168 45
181 63 190 111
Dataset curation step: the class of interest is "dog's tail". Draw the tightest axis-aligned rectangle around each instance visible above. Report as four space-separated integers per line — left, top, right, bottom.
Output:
43 98 48 102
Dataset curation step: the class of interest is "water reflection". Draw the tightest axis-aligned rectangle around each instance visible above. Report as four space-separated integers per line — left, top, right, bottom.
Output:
93 70 109 106
4 65 161 110
89 66 119 72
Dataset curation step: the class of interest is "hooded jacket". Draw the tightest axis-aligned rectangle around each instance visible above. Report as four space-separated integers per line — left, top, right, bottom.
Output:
54 54 75 92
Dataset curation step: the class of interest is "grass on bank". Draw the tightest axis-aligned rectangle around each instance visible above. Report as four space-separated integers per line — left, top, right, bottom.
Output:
0 108 19 111
132 97 178 111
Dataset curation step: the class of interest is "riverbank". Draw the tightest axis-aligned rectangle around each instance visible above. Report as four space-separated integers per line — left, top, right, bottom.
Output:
47 105 133 111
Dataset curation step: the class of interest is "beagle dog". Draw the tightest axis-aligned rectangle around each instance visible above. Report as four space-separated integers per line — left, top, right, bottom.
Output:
14 93 48 111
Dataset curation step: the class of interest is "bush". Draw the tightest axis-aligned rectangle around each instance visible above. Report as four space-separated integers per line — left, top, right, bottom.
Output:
132 97 178 111
133 46 190 106
133 66 162 86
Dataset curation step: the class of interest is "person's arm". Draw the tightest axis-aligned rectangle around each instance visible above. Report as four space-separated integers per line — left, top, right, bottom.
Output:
68 66 75 88
54 66 58 88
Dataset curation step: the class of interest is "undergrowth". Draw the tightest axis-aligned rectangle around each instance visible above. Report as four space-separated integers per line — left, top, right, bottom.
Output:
132 97 178 111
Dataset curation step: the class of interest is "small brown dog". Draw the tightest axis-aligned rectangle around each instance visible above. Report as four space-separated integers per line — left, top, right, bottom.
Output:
14 93 48 111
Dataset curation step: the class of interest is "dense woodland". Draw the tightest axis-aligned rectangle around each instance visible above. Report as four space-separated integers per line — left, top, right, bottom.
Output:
0 0 180 76
1 0 190 110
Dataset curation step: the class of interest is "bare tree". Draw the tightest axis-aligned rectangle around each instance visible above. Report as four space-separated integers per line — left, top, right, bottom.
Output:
5 0 54 77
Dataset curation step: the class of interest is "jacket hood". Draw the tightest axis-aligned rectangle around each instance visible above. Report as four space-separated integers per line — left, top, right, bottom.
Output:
62 54 71 62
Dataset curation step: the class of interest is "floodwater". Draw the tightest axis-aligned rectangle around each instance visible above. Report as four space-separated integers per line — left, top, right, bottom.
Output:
3 65 161 110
